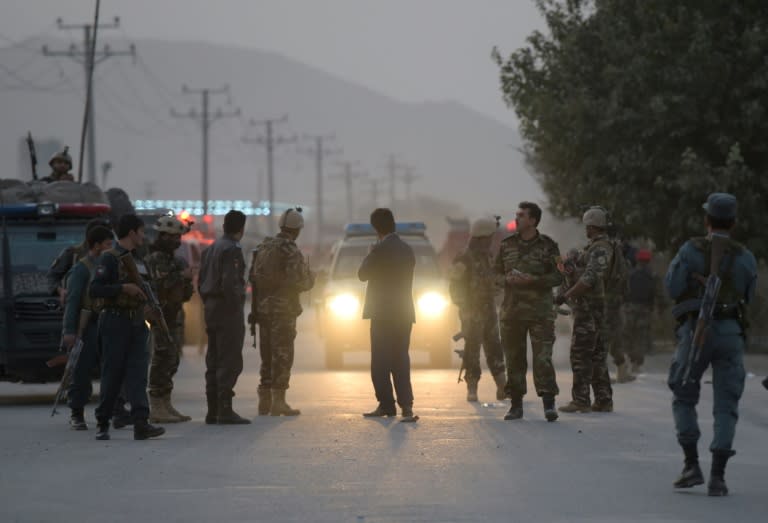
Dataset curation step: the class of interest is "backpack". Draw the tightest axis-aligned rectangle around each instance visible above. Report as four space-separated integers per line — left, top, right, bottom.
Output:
250 239 283 293
605 239 629 293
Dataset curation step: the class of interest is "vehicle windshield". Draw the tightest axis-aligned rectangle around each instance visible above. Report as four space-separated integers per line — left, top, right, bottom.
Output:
0 223 86 295
332 242 440 280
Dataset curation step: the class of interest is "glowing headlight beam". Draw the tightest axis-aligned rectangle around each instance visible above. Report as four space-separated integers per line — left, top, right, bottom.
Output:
418 291 449 317
328 294 360 319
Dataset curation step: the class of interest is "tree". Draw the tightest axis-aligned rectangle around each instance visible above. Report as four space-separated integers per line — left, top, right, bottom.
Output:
494 0 768 257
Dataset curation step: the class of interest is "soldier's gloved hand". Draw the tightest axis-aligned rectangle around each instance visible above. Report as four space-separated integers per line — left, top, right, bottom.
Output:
554 293 567 306
122 283 147 300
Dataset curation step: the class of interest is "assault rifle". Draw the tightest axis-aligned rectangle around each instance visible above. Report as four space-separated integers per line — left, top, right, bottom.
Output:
453 331 465 383
26 132 38 181
248 248 260 349
677 233 730 387
50 310 92 416
121 253 174 347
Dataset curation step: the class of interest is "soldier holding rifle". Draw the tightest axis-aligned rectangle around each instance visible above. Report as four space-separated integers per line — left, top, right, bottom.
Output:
665 193 756 497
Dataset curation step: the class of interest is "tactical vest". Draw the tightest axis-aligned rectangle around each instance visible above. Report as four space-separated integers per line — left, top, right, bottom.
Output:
92 248 146 311
251 238 283 293
686 237 743 305
78 256 96 311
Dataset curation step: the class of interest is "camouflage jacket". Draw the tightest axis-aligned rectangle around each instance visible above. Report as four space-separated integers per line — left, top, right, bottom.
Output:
251 232 314 318
494 231 562 320
563 234 613 310
448 245 497 316
146 247 194 319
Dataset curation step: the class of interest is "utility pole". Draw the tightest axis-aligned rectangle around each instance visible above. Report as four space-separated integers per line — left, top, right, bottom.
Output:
384 153 406 208
171 85 240 215
400 166 420 206
367 177 384 210
243 116 296 233
332 161 367 223
299 134 341 248
43 16 135 184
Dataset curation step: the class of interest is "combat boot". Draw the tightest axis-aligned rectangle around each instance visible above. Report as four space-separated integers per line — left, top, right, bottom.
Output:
591 399 614 413
205 393 218 425
95 421 110 441
258 386 272 416
673 444 704 489
466 381 479 402
616 362 636 384
150 396 183 424
493 373 507 401
708 450 735 497
504 397 523 420
542 396 558 422
558 401 591 413
69 408 88 431
270 389 300 416
363 404 396 417
112 403 133 429
217 396 251 424
134 419 166 440
166 396 191 422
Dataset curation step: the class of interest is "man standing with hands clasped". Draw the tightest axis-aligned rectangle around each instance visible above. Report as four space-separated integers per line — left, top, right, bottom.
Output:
359 208 418 422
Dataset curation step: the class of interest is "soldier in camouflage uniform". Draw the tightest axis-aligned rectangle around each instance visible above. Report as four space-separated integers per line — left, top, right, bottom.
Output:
494 202 562 422
251 208 314 416
603 234 636 384
147 216 194 423
41 147 75 183
448 217 506 403
555 207 614 413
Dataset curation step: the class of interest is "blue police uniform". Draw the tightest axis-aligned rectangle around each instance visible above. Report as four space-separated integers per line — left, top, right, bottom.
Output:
665 194 757 458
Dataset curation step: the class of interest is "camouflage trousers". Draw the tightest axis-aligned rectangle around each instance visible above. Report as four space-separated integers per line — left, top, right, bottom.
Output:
569 304 612 405
148 329 182 398
500 316 559 399
623 304 653 365
258 315 297 391
604 297 627 366
460 307 505 384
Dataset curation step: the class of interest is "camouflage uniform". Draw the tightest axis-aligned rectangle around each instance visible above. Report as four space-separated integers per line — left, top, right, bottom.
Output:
494 232 562 400
448 243 505 385
147 246 193 398
563 235 613 406
604 239 629 368
251 232 314 391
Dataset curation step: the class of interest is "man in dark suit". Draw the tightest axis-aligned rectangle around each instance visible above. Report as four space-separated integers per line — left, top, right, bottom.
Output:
358 208 417 420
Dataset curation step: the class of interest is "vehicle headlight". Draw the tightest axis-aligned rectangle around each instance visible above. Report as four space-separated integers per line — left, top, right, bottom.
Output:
417 291 449 318
328 293 360 319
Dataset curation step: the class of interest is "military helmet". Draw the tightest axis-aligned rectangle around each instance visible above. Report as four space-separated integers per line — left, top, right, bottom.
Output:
470 216 498 238
279 207 304 230
49 146 72 168
154 215 189 235
582 207 608 228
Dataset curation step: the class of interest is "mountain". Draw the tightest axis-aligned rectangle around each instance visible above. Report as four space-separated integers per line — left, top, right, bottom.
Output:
0 37 540 241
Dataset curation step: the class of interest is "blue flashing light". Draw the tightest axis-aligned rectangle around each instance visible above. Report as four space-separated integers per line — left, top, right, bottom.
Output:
0 203 42 218
344 222 427 237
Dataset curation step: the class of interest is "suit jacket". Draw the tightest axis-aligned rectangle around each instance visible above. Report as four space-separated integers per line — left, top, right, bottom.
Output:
358 233 416 323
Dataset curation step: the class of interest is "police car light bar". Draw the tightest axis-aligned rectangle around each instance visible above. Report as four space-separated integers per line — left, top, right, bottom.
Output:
58 203 111 217
344 222 427 237
0 203 110 218
134 199 307 217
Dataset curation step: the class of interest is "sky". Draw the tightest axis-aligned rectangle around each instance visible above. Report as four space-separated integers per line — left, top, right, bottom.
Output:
0 0 545 126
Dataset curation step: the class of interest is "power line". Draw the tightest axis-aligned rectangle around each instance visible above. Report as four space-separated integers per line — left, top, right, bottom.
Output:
171 84 240 215
298 134 341 247
42 15 136 183
242 115 296 233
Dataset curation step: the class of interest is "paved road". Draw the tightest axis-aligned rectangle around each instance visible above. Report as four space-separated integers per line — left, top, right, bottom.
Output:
1 319 767 523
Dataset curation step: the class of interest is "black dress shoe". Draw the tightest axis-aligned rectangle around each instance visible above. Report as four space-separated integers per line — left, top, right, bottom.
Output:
363 405 396 417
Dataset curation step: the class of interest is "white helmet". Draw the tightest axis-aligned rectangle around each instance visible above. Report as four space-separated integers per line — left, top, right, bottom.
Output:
279 207 304 230
582 208 607 228
470 216 498 238
154 215 189 235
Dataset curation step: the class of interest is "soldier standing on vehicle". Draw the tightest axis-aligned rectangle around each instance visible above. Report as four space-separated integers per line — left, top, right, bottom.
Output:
555 207 614 414
623 249 662 374
251 208 314 416
90 214 165 441
62 225 114 430
666 193 756 497
495 202 562 421
199 210 250 424
146 216 194 423
448 217 506 402
41 147 75 183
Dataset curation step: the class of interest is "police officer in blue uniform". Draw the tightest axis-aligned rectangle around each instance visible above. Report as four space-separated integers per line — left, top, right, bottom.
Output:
665 193 757 497
90 214 165 441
